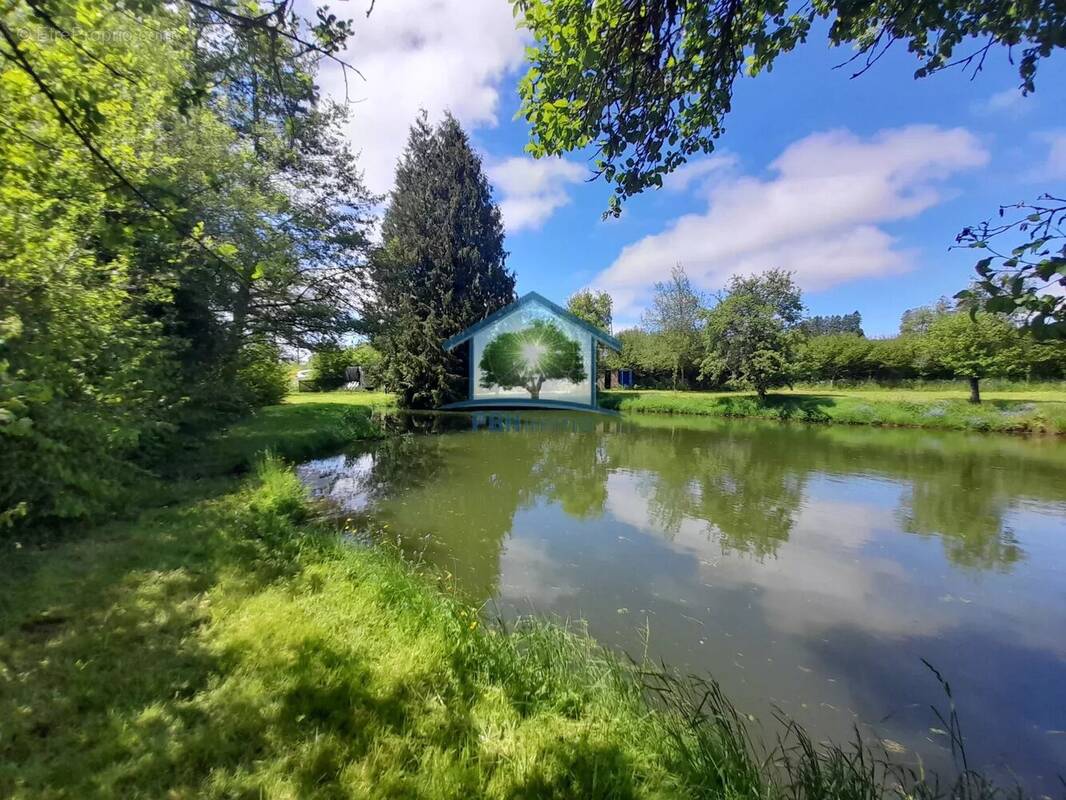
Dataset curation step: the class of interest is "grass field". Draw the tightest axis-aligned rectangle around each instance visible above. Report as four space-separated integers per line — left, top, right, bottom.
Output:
599 385 1066 433
0 394 1039 797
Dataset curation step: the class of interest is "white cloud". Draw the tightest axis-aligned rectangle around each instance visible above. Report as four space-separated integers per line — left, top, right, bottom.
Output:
973 87 1031 115
1036 130 1066 180
663 153 739 192
316 0 526 194
597 126 989 317
487 157 586 232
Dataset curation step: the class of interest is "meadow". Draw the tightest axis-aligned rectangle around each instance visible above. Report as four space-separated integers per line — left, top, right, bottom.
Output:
598 384 1066 433
0 393 1042 798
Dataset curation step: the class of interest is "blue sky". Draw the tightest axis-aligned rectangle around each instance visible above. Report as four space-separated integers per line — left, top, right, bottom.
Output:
321 2 1066 337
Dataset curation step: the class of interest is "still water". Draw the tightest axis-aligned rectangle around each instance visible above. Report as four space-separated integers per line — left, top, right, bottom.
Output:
297 411 1066 791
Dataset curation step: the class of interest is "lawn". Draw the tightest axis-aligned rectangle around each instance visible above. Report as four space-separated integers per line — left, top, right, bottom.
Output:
599 385 1066 433
0 393 1040 798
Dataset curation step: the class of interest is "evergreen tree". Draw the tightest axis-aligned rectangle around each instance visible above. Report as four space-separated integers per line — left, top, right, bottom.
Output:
364 114 515 408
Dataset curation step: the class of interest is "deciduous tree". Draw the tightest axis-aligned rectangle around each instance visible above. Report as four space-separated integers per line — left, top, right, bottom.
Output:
567 289 613 333
513 0 1061 214
921 313 1026 403
701 270 803 397
642 265 705 388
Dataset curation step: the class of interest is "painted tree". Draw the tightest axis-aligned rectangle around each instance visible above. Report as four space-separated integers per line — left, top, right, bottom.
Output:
479 320 586 400
363 113 515 408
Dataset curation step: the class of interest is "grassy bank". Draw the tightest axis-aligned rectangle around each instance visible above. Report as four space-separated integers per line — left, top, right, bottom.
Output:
0 396 1030 798
600 386 1066 433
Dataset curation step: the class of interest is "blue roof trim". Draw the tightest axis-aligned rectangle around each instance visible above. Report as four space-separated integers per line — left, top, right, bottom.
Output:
442 291 622 351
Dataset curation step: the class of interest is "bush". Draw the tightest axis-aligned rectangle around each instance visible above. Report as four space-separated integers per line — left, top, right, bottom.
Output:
234 342 290 408
308 343 383 391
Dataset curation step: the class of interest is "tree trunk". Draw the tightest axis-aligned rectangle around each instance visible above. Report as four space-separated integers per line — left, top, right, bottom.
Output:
968 376 981 404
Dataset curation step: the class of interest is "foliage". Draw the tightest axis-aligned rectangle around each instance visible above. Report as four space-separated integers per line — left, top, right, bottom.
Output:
567 289 613 332
600 387 1066 434
514 0 1061 213
363 114 515 409
641 265 705 388
701 270 803 397
797 333 874 382
1 400 1053 794
232 341 290 408
920 312 1027 402
899 298 953 336
479 319 587 399
955 195 1066 339
798 312 863 337
308 343 383 391
603 327 676 385
0 0 373 531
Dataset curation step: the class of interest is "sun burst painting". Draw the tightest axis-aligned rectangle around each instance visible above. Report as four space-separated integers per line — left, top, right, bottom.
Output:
441 292 620 411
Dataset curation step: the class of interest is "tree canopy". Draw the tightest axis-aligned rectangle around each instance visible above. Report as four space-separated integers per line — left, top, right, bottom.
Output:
920 312 1026 403
1 0 373 530
642 265 705 388
567 289 614 333
514 0 1063 214
701 270 803 397
799 312 864 337
955 195 1066 339
363 113 515 409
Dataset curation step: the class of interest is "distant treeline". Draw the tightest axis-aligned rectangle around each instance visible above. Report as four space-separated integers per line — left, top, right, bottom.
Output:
598 275 1066 390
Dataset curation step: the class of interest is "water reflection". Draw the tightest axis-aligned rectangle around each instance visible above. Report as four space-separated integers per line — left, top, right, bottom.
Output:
297 412 1066 791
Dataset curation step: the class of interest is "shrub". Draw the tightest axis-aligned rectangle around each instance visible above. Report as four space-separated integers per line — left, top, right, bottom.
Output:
234 342 290 408
308 344 383 391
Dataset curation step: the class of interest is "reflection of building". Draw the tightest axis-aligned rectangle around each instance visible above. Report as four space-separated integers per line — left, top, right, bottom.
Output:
442 292 621 411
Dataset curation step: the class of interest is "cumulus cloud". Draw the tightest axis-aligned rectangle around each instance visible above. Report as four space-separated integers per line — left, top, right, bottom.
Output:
663 153 739 192
316 0 526 194
487 157 586 232
596 126 989 317
973 87 1032 115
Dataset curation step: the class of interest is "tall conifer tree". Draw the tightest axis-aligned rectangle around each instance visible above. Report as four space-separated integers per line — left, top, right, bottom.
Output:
365 113 515 408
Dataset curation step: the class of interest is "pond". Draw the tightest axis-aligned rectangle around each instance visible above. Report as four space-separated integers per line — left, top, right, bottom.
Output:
296 411 1066 792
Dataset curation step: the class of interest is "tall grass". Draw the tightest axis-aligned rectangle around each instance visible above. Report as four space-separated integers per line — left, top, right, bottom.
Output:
2 450 1050 798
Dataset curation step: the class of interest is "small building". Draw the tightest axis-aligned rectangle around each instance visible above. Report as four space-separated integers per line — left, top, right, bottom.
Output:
442 292 621 412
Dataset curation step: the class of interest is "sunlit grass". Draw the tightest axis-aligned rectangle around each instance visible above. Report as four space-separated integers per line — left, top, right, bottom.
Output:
1 398 1045 797
600 386 1066 433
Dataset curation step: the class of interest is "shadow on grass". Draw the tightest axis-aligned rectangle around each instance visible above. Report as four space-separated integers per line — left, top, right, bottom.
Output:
175 402 381 478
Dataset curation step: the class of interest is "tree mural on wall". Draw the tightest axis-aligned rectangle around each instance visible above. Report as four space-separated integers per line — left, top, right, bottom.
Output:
479 319 586 399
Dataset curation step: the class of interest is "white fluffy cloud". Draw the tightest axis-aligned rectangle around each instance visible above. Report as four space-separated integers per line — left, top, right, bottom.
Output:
662 153 738 192
316 0 526 194
973 87 1031 115
487 157 586 232
596 125 989 317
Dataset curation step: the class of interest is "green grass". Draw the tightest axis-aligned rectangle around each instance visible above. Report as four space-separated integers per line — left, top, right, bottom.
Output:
0 396 1037 798
171 392 394 478
600 386 1066 434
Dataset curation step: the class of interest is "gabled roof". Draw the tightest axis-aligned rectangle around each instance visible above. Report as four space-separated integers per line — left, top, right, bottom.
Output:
443 291 622 351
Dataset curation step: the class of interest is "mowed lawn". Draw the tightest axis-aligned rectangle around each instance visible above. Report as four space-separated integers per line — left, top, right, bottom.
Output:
599 385 1066 433
279 386 1066 433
